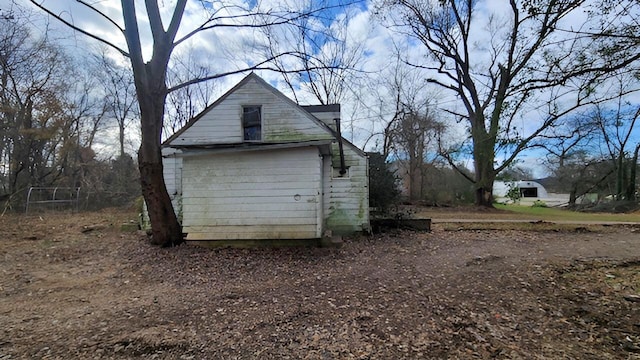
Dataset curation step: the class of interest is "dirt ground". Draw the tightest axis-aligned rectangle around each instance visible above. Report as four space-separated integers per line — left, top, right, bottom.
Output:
1 210 639 359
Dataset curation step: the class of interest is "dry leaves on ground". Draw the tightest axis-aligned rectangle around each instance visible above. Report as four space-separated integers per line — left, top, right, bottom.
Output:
0 210 639 359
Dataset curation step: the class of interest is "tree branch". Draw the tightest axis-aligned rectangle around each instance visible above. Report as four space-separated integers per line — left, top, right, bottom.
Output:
167 52 344 93
28 0 129 57
120 1 143 68
77 0 124 32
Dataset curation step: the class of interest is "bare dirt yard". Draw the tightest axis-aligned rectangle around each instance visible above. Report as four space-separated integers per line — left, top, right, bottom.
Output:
1 210 640 359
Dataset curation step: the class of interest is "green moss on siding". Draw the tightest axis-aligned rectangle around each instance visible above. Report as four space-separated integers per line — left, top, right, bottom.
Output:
325 143 369 235
265 128 332 142
327 203 347 225
327 201 364 234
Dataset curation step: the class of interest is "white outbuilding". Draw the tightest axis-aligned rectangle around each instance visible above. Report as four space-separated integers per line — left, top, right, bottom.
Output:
494 180 549 199
154 73 370 244
494 180 569 206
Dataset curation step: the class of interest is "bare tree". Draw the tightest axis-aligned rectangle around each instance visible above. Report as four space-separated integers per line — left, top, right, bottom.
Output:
536 114 604 205
379 0 640 207
351 52 447 202
388 103 443 202
164 46 218 136
0 9 109 210
1 14 69 199
262 3 365 105
360 54 432 159
94 51 138 158
55 69 109 187
591 76 640 201
30 0 358 246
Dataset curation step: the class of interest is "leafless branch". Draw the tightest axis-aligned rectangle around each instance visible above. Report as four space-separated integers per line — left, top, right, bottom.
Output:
28 0 129 57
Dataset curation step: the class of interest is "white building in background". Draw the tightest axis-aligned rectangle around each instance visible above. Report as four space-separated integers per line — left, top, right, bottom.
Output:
494 180 570 207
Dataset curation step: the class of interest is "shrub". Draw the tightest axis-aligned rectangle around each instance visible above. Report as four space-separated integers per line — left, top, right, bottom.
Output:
506 183 521 203
368 152 401 214
532 200 548 208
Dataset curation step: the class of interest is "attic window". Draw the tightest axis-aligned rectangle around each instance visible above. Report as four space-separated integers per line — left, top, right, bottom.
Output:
243 105 262 141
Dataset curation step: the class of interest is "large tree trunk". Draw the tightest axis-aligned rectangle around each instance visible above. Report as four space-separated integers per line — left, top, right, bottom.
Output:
136 66 182 247
474 176 495 207
139 149 182 247
473 155 496 207
118 0 187 247
472 121 496 208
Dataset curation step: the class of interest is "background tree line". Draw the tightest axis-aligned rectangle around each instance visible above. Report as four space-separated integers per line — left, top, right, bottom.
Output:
4 0 639 245
0 8 140 211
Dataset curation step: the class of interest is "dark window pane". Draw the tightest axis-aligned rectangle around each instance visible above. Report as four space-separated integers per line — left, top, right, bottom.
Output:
243 106 261 141
244 126 260 141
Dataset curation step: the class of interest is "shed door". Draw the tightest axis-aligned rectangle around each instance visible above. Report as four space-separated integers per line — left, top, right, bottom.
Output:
181 147 321 240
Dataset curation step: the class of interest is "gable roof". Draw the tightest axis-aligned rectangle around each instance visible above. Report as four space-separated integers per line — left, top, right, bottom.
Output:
162 72 365 156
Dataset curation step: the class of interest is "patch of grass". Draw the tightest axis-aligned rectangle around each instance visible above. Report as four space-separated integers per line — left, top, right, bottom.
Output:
494 204 640 222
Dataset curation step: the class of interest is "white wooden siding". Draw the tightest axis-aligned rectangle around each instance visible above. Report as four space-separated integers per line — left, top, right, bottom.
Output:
168 78 332 146
162 148 183 219
323 144 369 233
307 110 339 131
171 109 242 145
182 147 322 240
